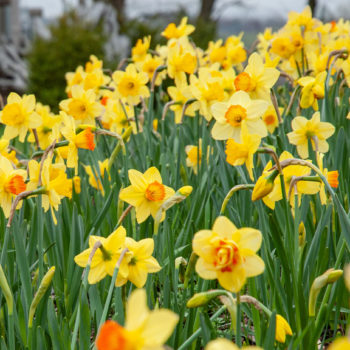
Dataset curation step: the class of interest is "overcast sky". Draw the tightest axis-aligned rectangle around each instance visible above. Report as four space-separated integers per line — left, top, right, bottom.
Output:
19 0 349 20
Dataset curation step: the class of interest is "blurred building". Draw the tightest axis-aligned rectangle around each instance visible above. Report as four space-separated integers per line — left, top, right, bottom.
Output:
0 0 28 97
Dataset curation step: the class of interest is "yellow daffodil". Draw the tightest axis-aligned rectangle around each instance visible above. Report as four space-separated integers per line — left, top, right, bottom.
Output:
211 90 268 141
0 139 18 165
83 159 110 196
263 151 320 209
60 85 102 125
0 155 27 217
161 17 195 39
132 36 151 62
167 39 197 82
102 99 137 134
28 103 61 149
225 124 261 180
119 167 175 223
316 152 339 205
234 52 280 100
328 337 350 350
206 338 262 350
117 237 161 288
27 157 72 224
275 314 293 343
60 113 96 172
262 104 282 134
297 71 327 110
192 216 265 292
224 34 247 67
190 68 226 121
185 141 202 175
96 289 178 350
112 64 150 106
74 226 129 284
287 111 335 158
207 39 227 66
136 54 166 86
0 93 41 142
168 76 197 123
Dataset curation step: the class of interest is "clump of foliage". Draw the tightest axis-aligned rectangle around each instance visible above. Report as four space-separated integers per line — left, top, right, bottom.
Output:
27 11 106 110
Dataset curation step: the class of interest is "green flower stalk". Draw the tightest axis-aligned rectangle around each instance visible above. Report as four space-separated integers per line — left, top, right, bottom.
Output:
0 265 13 315
309 268 343 317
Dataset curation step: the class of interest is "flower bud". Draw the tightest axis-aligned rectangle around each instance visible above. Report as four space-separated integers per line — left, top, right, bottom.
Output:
178 186 193 197
275 314 292 343
29 267 56 328
187 290 224 308
175 257 187 283
298 221 306 247
252 169 279 201
73 175 81 194
309 268 343 316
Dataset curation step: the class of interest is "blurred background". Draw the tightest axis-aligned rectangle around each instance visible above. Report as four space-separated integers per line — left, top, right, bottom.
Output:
1 0 350 108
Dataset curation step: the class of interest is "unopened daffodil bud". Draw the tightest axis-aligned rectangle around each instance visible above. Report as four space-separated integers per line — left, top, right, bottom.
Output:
178 185 193 197
73 175 81 194
175 257 187 283
29 267 56 328
187 290 225 308
309 268 343 317
298 221 306 246
275 314 293 343
252 169 279 201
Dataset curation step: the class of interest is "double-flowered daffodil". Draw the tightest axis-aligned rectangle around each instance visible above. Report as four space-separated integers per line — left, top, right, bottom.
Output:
192 216 265 292
96 289 179 350
119 167 175 223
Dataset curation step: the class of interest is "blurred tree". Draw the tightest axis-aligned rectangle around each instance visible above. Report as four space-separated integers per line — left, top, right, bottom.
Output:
93 0 126 32
198 0 216 21
27 11 106 110
308 0 317 15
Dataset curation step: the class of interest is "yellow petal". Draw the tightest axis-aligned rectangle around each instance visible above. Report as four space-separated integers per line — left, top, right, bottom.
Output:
125 289 149 330
142 309 179 347
143 167 162 183
212 216 237 238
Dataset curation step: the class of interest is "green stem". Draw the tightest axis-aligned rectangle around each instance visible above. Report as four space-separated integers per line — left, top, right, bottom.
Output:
236 292 241 346
97 248 128 334
177 306 226 350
